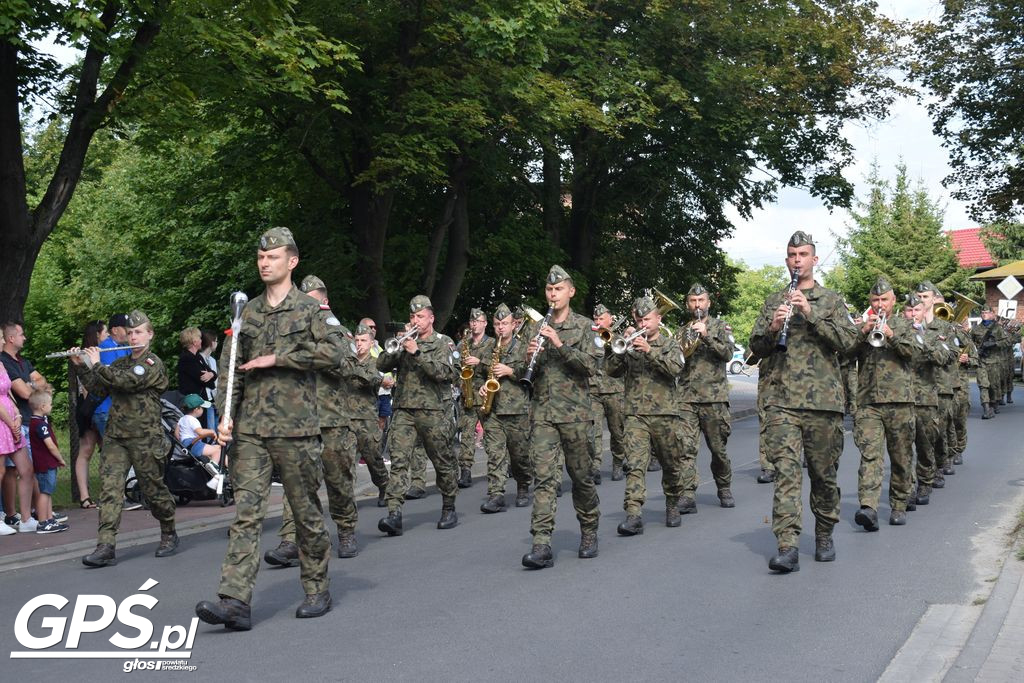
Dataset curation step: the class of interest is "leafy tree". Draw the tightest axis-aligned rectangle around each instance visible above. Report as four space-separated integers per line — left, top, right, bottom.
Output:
981 222 1024 265
725 259 788 349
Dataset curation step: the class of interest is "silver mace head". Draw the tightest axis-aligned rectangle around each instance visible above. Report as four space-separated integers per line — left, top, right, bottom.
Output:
230 291 249 319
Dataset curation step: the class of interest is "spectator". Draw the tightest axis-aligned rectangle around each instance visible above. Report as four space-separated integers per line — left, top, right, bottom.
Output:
178 327 216 428
73 320 106 508
28 390 68 534
1 321 48 531
199 329 219 431
0 361 23 535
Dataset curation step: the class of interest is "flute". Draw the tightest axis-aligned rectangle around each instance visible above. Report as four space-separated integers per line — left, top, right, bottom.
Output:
776 268 801 352
45 345 143 359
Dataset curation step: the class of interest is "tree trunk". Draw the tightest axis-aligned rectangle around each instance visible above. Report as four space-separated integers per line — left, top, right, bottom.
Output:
568 130 607 309
349 180 394 327
421 190 457 296
430 156 471 330
542 139 562 247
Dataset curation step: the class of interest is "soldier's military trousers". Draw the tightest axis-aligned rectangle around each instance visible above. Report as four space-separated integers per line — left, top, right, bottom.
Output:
98 435 176 546
530 420 599 546
622 415 685 515
913 405 941 491
854 403 915 512
279 425 358 542
481 412 532 497
842 363 858 415
219 434 329 605
409 437 428 491
757 403 773 474
953 387 969 456
455 404 480 471
681 402 732 490
977 361 999 404
353 418 389 489
591 393 626 470
764 407 843 549
385 408 457 511
935 394 955 470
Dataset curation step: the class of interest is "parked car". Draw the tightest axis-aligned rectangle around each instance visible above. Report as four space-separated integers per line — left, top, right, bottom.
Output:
728 344 746 375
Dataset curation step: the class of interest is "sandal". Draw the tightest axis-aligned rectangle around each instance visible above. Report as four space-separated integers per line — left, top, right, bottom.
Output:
80 498 97 509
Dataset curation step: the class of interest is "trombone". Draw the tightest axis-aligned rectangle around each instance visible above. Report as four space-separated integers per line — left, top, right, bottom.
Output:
384 327 419 354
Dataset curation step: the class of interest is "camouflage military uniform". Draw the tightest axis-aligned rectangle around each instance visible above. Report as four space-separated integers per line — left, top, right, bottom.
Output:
79 345 175 546
910 322 955 495
455 333 494 472
348 353 389 491
589 350 625 473
926 317 959 474
215 284 339 605
840 358 858 415
527 310 598 546
378 330 459 512
479 333 533 498
750 282 859 550
950 324 976 460
756 354 775 476
851 314 917 513
972 320 1007 408
606 330 687 516
677 316 736 498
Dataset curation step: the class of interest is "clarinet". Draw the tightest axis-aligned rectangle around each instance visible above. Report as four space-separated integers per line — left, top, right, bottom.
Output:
776 268 801 352
519 306 554 394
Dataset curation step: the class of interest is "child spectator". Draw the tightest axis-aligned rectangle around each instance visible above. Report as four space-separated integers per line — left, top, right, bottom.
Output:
28 391 69 534
175 394 222 467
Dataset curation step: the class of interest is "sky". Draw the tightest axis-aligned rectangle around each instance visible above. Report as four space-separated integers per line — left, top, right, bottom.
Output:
719 0 971 271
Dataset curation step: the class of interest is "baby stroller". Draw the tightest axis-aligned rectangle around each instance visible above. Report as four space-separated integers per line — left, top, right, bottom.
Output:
124 391 234 508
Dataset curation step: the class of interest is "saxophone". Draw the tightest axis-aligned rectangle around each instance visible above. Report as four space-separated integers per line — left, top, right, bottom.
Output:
460 335 475 409
480 337 504 417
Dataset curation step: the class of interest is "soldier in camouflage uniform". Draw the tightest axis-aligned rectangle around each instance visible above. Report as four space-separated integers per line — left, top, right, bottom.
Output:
478 304 533 512
590 304 626 482
454 309 493 487
677 283 737 509
971 306 1008 419
350 326 390 498
522 265 599 569
850 277 917 529
916 283 960 485
755 353 776 483
265 275 363 566
946 307 977 466
377 295 460 535
196 228 340 630
749 231 859 574
607 296 687 535
77 310 178 567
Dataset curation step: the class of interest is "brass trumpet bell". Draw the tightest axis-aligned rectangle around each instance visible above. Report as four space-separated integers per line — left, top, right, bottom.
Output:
652 287 681 317
933 302 954 322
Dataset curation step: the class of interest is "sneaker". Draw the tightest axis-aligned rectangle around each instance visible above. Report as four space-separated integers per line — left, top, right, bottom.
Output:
4 514 20 526
18 518 38 533
37 519 69 534
123 499 143 512
53 510 68 524
0 521 16 536
206 473 225 492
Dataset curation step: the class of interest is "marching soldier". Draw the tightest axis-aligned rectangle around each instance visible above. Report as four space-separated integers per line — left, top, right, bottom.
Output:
916 283 959 485
590 304 626 481
454 309 493 487
749 231 858 574
478 304 533 512
971 306 1007 419
949 314 977 466
197 227 340 630
521 265 599 569
349 325 390 503
607 296 687 535
755 353 776 484
76 310 178 567
377 295 461 536
677 283 737 509
851 278 917 529
264 275 361 566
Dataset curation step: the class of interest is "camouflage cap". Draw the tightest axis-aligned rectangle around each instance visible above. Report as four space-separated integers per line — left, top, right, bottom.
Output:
687 283 707 297
546 264 572 285
915 280 938 294
300 274 326 293
593 304 610 318
258 226 296 251
469 307 486 321
904 294 921 307
788 230 814 248
494 303 512 320
355 323 373 335
410 295 433 313
870 276 893 296
633 295 657 318
126 310 150 328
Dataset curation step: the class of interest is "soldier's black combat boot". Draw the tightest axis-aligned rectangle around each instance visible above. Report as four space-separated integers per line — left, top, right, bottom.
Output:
457 467 472 488
647 459 661 472
982 403 993 419
338 531 358 558
378 509 403 536
377 486 387 507
757 469 776 483
665 505 681 528
515 483 530 507
718 488 735 508
592 468 602 485
933 474 945 489
907 488 917 512
942 463 955 476
953 452 964 465
994 402 1001 413
916 487 931 506
264 540 300 567
522 543 553 569
480 494 506 514
578 531 599 559
617 515 644 536
155 530 179 557
611 463 624 481
854 506 879 532
405 486 425 500
889 510 907 526
555 482 563 498
437 500 458 529
768 546 799 573
998 397 1006 406
1007 392 1014 404
677 496 697 515
814 534 836 562
295 591 332 619
82 543 117 567
195 597 251 631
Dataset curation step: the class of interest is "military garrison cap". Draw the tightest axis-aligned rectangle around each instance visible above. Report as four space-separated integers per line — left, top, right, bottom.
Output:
982 304 994 313
494 303 512 320
126 310 150 329
259 226 296 251
469 308 486 321
633 295 657 318
870 277 893 296
410 295 433 313
687 283 707 297
593 304 610 318
915 281 938 294
547 265 572 285
905 294 920 307
788 231 814 248
300 275 326 293
355 323 373 335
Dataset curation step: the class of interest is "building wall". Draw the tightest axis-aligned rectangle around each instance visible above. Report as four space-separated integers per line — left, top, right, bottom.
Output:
983 282 1024 323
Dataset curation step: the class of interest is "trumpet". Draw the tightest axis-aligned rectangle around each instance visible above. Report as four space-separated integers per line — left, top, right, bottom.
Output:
867 309 887 348
385 327 419 354
45 345 143 359
611 329 647 355
595 315 627 344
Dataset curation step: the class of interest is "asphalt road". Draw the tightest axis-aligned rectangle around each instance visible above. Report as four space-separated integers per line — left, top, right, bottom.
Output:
5 387 1024 682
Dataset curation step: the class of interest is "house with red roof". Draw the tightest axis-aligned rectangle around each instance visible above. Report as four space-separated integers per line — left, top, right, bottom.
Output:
947 227 996 271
